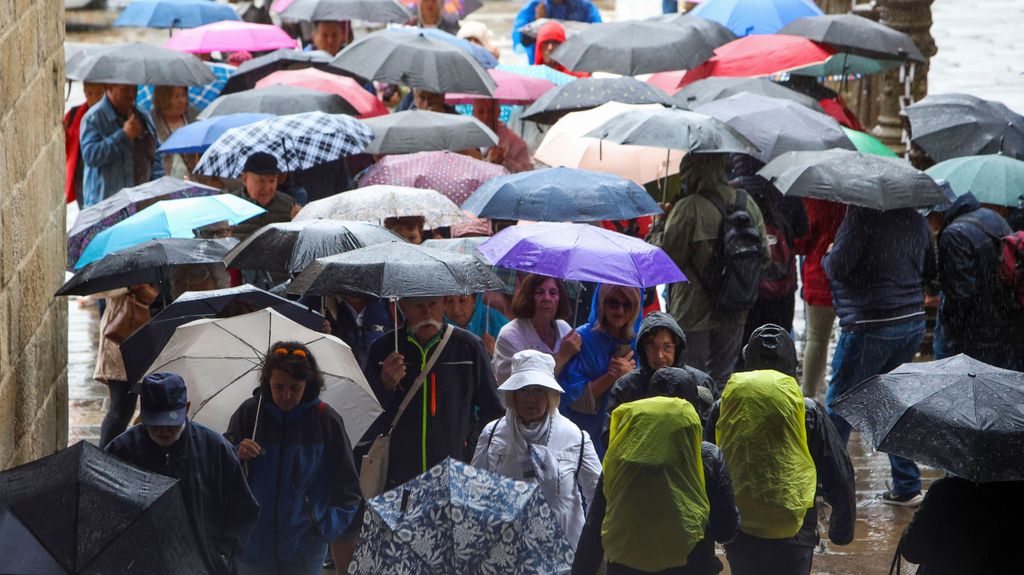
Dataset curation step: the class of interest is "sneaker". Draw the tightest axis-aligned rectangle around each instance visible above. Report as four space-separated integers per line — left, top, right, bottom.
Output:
881 489 923 507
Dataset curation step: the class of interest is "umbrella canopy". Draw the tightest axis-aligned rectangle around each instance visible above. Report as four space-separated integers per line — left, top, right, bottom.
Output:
926 155 1024 207
842 127 898 157
758 149 950 210
478 223 686 288
195 111 373 177
279 0 411 23
75 195 265 269
225 219 405 275
133 61 236 113
67 177 221 270
517 17 592 47
197 84 359 119
830 354 1024 482
57 238 238 297
255 68 389 118
361 110 497 155
147 308 381 443
165 21 299 53
534 102 685 185
350 458 574 574
905 93 1024 162
115 0 240 29
0 442 210 575
522 77 674 124
551 20 717 76
672 77 824 111
494 63 575 86
330 30 496 96
157 113 273 154
779 13 925 62
121 284 325 385
585 107 759 156
296 184 467 228
694 92 854 162
356 151 509 205
648 13 737 46
64 42 215 86
689 0 823 37
462 167 662 222
287 242 505 298
445 68 556 105
414 27 499 70
220 49 341 95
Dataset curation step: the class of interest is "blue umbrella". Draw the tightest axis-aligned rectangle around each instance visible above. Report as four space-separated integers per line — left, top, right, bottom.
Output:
407 27 498 69
690 0 824 37
76 194 265 269
157 113 273 154
495 63 575 86
462 167 663 222
115 0 241 29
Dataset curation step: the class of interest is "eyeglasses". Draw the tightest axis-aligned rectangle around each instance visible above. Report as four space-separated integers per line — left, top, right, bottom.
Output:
605 298 633 310
644 342 676 354
272 347 309 359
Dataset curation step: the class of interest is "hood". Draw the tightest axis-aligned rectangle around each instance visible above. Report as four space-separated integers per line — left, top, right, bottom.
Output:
636 311 686 372
730 153 765 178
648 367 700 405
940 191 981 231
741 324 797 377
534 21 567 65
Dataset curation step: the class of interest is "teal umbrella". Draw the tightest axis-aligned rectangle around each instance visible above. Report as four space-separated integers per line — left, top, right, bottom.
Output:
926 154 1024 207
842 127 898 158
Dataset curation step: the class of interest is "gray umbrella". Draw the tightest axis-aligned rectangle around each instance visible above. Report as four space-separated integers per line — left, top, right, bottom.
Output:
517 18 592 47
584 107 758 155
551 20 716 76
673 77 824 112
280 0 411 23
362 110 497 154
757 149 950 210
694 92 854 162
779 14 925 63
65 42 216 86
197 84 358 118
330 30 496 96
220 49 350 95
647 13 736 47
522 77 674 124
905 93 1024 162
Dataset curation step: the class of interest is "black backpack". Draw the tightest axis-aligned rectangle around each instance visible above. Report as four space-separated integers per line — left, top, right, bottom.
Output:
698 189 765 312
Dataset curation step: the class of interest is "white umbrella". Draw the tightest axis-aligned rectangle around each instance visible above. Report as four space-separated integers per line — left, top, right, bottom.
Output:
294 185 468 229
146 308 381 446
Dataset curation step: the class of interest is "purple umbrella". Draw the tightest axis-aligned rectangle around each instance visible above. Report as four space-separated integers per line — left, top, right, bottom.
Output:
478 223 686 288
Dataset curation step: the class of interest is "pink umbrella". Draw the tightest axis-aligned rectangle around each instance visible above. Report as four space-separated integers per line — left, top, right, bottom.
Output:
255 68 389 118
445 69 556 105
357 151 508 205
165 21 299 54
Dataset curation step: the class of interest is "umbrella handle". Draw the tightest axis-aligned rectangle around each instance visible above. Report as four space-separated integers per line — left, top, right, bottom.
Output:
391 297 400 353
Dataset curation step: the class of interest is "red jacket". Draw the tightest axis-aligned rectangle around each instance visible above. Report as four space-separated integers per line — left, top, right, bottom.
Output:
793 198 846 307
63 103 90 204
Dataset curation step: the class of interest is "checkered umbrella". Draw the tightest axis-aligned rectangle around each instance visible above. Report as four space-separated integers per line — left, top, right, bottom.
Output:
195 111 373 177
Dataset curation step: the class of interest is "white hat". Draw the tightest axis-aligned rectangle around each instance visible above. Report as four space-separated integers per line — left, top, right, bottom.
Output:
498 350 564 394
457 21 495 51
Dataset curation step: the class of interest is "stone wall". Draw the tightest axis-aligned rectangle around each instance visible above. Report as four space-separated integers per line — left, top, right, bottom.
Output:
0 0 69 469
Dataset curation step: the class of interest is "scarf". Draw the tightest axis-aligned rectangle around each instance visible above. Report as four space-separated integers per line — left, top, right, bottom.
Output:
496 409 561 504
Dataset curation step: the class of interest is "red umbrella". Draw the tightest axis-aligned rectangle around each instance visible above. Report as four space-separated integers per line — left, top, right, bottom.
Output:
679 34 835 88
645 70 688 96
255 68 389 118
445 69 556 105
357 151 508 205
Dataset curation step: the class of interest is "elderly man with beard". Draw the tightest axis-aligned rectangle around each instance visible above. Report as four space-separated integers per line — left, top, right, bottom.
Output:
363 296 503 489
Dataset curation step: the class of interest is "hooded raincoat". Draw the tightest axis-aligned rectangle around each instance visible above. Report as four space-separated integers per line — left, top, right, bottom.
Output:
448 293 510 343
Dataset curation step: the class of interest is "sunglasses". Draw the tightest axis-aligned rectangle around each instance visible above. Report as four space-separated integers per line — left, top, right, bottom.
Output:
273 347 309 359
605 298 633 310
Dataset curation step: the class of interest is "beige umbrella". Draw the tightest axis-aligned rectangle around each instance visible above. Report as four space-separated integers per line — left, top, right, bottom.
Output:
294 185 468 229
534 102 685 186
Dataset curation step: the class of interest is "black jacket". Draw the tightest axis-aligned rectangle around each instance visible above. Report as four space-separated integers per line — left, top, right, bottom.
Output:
705 396 855 548
361 324 503 488
573 443 740 575
106 422 260 574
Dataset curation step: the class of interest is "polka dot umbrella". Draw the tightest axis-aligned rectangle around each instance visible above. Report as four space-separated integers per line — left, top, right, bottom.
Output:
356 151 508 205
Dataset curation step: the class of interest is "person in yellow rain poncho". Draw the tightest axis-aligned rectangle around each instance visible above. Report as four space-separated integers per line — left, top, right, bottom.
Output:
704 325 856 575
572 397 739 575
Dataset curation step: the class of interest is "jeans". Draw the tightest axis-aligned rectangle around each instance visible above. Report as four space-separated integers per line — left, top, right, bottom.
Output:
100 379 137 447
826 319 925 495
801 304 836 399
663 0 678 13
237 545 327 575
683 324 744 396
725 533 814 575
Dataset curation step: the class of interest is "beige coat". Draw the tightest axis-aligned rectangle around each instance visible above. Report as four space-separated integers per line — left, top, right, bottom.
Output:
93 288 130 383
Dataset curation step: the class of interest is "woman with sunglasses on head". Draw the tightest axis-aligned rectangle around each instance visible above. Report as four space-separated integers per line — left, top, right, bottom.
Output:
226 342 362 575
557 284 642 458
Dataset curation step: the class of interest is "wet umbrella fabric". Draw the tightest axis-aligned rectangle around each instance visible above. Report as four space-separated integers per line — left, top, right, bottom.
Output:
356 151 509 205
120 284 325 385
842 127 898 158
350 458 574 574
0 441 209 574
165 21 299 53
926 155 1024 207
287 242 505 298
831 354 1024 482
115 0 240 29
295 184 467 228
522 77 674 124
672 77 824 112
779 14 925 62
551 20 716 76
414 27 499 70
64 42 215 86
361 110 498 155
197 84 359 119
445 69 556 105
904 93 1024 162
758 149 949 210
220 49 339 95
254 68 389 118
157 113 273 154
648 12 737 47
462 167 662 222
494 63 575 86
689 0 823 37
280 0 411 23
585 107 758 155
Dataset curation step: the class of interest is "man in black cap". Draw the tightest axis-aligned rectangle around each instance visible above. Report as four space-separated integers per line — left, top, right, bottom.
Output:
231 152 301 243
106 372 260 575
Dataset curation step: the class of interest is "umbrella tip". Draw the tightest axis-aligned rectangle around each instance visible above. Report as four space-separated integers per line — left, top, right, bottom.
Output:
968 372 976 378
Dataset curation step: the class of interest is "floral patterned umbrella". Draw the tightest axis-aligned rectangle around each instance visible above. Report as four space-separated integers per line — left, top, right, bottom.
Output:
356 151 508 205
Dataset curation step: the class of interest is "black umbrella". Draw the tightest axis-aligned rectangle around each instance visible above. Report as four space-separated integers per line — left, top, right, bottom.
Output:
779 14 925 63
220 49 352 95
673 77 824 112
584 107 758 155
648 12 737 47
120 284 325 384
551 20 716 76
0 441 209 574
521 77 674 124
197 84 358 118
280 0 411 23
224 219 405 275
330 30 496 96
757 149 949 210
56 238 238 297
905 93 1024 162
65 42 215 86
831 354 1024 482
361 109 498 154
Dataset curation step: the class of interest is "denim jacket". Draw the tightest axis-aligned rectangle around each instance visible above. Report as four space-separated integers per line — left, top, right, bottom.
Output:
80 96 163 206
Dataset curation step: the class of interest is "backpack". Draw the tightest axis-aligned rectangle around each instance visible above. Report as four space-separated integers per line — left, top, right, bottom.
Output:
998 231 1024 308
698 189 765 312
758 221 797 300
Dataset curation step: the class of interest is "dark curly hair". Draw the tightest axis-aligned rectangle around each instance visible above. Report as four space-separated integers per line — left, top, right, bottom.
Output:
259 341 325 404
